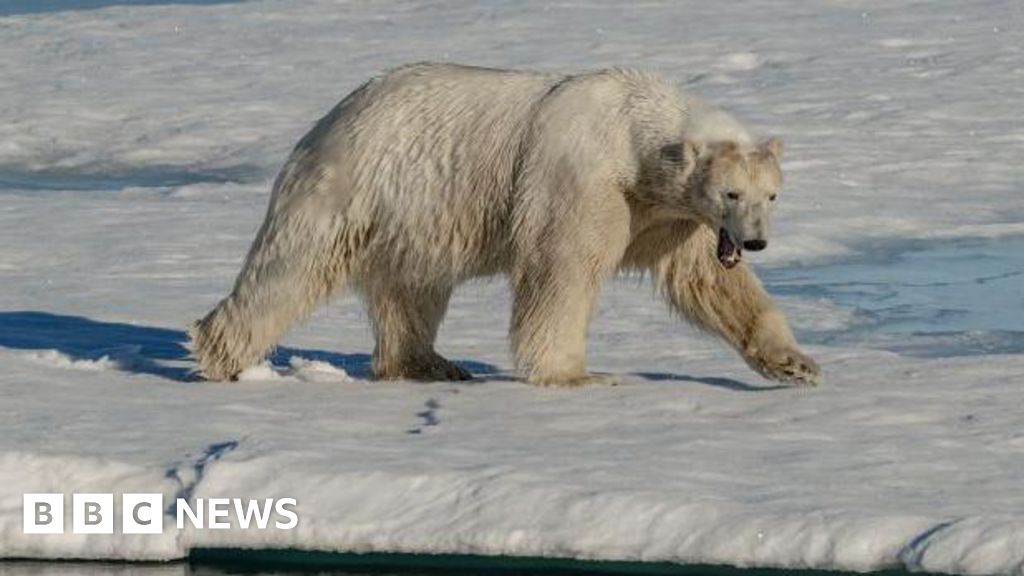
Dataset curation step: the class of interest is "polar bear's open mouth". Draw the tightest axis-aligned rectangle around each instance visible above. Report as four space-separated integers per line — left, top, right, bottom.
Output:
717 228 742 269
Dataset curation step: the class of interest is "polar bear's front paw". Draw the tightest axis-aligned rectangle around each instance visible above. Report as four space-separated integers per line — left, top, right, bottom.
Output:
375 353 474 382
747 347 822 387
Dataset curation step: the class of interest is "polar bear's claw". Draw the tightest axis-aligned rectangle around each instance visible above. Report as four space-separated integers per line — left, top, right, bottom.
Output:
755 348 822 387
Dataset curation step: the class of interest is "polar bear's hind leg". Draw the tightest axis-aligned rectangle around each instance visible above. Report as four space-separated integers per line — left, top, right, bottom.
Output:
365 281 472 381
189 213 353 381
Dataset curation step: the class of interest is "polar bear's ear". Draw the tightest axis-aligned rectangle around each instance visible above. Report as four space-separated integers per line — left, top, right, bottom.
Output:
762 137 784 160
681 141 705 181
661 141 704 162
661 141 704 180
685 140 707 162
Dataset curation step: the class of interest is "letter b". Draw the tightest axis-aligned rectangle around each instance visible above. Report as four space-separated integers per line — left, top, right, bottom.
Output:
73 494 113 534
23 494 64 534
37 502 53 525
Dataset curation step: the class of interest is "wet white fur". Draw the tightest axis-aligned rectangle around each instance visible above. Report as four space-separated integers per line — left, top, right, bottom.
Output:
190 63 820 386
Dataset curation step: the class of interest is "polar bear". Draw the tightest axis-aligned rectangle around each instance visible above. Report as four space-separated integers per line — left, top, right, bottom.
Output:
191 63 821 387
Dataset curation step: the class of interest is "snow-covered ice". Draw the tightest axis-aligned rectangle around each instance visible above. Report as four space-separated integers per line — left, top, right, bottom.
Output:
1 1 1023 574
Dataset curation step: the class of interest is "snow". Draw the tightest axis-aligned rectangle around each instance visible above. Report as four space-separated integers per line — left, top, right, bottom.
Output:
236 357 355 382
19 350 120 372
1 1 1023 574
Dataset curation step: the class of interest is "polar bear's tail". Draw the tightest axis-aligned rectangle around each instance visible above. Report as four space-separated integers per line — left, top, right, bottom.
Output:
189 208 354 380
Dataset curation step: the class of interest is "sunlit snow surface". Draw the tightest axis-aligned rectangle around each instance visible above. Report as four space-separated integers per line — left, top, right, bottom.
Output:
1 1 1023 574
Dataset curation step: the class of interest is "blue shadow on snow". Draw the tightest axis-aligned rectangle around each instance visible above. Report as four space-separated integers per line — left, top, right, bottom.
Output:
0 311 498 382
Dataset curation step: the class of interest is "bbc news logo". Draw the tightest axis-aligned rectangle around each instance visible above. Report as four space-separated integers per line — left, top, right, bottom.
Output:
24 494 298 534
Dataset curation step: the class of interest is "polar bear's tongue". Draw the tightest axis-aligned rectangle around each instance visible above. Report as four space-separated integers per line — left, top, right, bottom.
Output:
717 228 742 269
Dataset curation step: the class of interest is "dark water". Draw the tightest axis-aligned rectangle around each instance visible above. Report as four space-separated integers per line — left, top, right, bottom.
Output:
0 0 248 17
0 552 931 576
0 165 261 192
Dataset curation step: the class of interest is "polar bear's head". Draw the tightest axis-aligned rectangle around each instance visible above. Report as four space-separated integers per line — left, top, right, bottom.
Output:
700 138 783 268
649 137 783 269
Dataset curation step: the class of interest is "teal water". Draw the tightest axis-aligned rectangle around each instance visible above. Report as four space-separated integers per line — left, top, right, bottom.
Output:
763 236 1024 357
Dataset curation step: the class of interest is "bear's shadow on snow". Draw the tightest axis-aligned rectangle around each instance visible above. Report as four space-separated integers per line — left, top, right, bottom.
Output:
634 371 786 392
0 311 498 382
0 311 782 390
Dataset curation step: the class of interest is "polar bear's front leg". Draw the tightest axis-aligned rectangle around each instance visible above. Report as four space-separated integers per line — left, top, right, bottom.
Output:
652 226 821 386
740 308 821 387
365 281 473 382
508 122 633 385
510 263 602 386
509 214 630 386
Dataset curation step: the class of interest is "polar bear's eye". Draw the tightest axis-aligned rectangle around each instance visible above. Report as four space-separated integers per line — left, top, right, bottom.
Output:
725 191 741 201
769 194 778 202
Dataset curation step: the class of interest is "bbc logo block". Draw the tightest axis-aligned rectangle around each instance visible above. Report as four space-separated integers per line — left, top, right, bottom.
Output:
122 493 164 534
72 493 114 534
23 494 63 534
23 493 164 535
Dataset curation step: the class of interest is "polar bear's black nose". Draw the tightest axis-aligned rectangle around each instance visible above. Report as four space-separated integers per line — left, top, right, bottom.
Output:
743 239 767 251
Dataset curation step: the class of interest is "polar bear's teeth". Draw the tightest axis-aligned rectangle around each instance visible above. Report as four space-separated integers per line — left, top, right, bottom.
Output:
717 227 741 268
